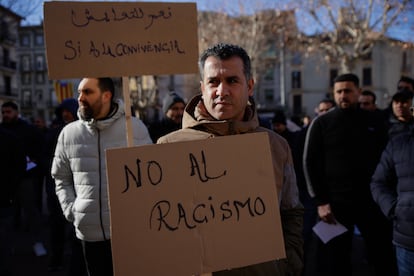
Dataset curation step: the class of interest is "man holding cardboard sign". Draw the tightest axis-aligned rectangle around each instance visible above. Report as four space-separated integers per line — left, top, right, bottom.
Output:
158 43 304 275
51 77 152 276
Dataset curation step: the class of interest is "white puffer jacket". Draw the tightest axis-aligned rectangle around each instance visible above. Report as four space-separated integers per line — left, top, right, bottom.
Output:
51 99 152 241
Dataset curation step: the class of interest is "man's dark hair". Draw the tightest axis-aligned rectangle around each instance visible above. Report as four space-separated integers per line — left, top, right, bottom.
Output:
398 76 414 88
334 73 359 87
199 43 252 81
1 101 18 110
97 78 115 101
361 90 376 104
392 88 413 103
319 98 336 107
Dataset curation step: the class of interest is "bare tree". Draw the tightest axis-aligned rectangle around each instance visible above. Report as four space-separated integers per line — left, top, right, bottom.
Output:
197 1 301 108
198 3 298 84
295 0 412 73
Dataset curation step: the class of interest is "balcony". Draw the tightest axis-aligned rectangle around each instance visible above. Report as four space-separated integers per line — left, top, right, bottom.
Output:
0 33 17 46
0 60 17 70
0 86 18 97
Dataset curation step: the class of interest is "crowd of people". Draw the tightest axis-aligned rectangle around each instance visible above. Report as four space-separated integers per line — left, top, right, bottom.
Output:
1 42 414 276
269 74 414 276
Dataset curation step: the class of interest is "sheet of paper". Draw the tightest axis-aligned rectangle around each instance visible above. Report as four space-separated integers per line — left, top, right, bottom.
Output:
26 156 37 171
312 220 348 244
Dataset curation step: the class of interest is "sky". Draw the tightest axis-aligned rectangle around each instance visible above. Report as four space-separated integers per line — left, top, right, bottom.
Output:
21 0 414 43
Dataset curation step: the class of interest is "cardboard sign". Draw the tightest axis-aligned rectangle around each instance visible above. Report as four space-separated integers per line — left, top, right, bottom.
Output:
106 132 286 276
43 2 198 79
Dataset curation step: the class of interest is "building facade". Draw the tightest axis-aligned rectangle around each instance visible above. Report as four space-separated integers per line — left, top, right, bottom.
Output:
0 6 22 110
6 7 414 125
282 40 414 118
18 24 55 122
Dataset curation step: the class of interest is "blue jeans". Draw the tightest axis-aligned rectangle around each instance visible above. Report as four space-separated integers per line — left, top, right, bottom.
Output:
396 245 414 276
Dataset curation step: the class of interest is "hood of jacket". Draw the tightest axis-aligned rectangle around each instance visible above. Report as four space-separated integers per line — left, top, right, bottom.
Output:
181 94 260 136
78 99 125 131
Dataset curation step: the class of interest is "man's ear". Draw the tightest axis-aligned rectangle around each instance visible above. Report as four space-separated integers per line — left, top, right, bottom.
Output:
200 80 206 99
200 80 204 93
103 91 112 103
247 78 254 96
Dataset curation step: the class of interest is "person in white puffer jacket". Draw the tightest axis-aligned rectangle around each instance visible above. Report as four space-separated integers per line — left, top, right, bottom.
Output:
51 77 152 276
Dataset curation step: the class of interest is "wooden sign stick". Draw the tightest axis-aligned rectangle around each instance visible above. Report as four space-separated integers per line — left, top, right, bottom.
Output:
122 76 133 147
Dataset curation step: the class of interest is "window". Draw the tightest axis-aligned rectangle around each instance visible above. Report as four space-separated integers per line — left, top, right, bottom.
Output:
35 55 45 71
293 94 302 115
291 71 301 89
4 76 11 95
1 20 9 39
265 89 274 101
50 88 58 106
362 67 372 86
330 69 338 87
36 73 45 84
264 68 274 81
22 90 32 107
20 34 30 46
3 48 10 66
21 73 31 84
36 90 43 102
21 55 31 71
35 34 44 46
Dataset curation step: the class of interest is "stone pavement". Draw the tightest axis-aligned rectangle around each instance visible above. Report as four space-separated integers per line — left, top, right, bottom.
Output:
10 219 74 276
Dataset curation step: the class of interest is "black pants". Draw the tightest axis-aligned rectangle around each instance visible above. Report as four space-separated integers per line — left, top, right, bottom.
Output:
81 239 113 276
46 175 66 266
315 200 397 276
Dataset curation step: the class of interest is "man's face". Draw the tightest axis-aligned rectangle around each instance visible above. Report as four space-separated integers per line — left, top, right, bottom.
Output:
317 102 334 115
1 106 18 123
62 109 76 123
333 81 360 109
34 118 46 129
272 122 286 134
392 99 412 122
166 102 185 124
200 56 254 121
359 95 376 111
77 78 110 120
398 81 414 93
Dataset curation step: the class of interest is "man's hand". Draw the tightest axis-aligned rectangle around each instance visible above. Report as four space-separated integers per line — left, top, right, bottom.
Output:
318 204 336 224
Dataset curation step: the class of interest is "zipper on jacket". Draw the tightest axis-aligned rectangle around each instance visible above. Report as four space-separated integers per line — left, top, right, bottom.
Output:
97 129 107 240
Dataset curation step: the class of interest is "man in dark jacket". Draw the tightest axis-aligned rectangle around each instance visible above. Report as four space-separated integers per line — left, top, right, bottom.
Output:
1 101 47 256
371 129 414 276
148 91 185 142
272 111 298 149
397 75 414 94
303 73 396 276
0 126 26 276
388 89 414 138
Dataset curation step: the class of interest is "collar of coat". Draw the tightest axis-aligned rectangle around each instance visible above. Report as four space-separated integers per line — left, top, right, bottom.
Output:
181 94 259 136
